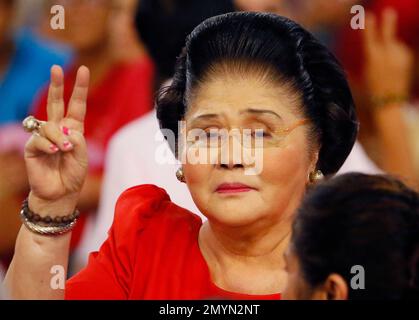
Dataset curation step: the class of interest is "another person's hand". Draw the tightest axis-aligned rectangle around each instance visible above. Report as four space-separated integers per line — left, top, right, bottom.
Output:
25 65 90 216
363 8 414 98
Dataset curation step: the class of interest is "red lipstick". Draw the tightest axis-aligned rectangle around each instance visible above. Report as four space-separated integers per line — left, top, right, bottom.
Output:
215 183 255 194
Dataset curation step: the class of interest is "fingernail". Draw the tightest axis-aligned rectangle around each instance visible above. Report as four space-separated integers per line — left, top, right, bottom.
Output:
63 141 73 149
62 126 70 136
50 144 59 152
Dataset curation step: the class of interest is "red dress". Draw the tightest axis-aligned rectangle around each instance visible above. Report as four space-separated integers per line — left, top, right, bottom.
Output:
65 185 282 300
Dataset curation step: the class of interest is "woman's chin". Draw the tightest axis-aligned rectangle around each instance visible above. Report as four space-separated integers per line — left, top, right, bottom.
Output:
205 201 267 227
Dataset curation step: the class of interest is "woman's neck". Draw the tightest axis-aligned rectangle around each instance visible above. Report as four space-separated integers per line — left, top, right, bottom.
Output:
198 214 293 295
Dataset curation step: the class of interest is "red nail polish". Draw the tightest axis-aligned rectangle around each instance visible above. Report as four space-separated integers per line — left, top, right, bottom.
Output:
50 144 59 152
62 126 70 136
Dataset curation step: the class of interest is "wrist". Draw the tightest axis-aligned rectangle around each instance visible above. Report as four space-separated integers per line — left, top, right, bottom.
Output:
370 93 409 109
28 192 79 218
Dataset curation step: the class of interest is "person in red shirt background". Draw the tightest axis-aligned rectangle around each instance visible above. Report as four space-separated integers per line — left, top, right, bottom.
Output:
335 0 419 189
275 0 419 189
31 0 154 265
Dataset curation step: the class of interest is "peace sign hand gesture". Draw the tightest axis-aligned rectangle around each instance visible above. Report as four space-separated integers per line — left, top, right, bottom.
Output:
363 8 414 98
25 65 90 216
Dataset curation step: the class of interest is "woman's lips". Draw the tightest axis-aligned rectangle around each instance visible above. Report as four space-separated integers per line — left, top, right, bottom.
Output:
215 183 256 194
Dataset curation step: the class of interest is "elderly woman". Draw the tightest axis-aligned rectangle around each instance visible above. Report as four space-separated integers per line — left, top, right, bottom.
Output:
283 173 419 300
4 12 358 299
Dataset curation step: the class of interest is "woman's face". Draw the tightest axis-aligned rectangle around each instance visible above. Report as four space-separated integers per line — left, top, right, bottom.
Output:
282 246 313 299
54 0 113 51
282 245 350 300
181 68 318 228
0 0 14 45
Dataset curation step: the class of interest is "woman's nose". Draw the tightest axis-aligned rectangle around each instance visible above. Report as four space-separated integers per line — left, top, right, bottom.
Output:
217 130 245 169
219 162 244 170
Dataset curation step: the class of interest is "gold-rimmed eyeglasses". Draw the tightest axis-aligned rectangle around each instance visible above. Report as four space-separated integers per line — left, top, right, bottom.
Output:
185 118 310 149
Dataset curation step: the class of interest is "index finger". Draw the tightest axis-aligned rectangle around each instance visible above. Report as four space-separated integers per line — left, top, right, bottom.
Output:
382 8 398 44
363 12 379 53
46 65 65 123
66 66 90 123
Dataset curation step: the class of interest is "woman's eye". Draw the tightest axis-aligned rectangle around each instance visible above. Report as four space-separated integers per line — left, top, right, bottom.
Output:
253 130 271 138
205 130 220 140
206 131 217 137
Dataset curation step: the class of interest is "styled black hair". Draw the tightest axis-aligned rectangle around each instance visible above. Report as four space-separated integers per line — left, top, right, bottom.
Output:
135 0 234 86
292 173 419 300
156 12 358 175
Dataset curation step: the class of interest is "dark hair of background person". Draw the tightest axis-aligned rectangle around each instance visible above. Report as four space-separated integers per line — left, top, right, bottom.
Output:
156 12 359 175
292 173 419 300
135 0 235 89
0 0 14 7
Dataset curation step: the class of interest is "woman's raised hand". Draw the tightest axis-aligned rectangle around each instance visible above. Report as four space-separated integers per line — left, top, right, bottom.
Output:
363 8 414 98
25 65 90 215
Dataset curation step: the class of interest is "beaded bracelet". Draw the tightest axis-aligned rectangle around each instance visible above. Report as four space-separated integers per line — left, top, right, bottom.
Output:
20 212 78 236
20 198 80 235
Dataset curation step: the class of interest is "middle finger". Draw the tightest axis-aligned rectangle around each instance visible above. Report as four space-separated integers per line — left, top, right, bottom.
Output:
46 65 65 123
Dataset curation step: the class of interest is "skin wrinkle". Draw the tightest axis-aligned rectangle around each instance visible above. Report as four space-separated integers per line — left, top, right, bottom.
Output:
186 116 309 150
178 66 319 294
184 66 311 153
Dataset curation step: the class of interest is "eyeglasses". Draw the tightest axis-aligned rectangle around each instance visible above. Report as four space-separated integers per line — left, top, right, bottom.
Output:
185 118 310 150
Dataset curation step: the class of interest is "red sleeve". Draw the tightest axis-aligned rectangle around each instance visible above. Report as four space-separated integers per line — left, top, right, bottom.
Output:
114 57 155 129
123 56 154 124
65 184 170 300
31 88 48 121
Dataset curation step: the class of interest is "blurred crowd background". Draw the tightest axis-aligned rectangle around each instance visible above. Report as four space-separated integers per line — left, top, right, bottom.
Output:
0 0 418 280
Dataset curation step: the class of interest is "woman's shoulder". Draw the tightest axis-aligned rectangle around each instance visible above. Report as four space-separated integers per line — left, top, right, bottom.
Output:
66 185 202 299
111 184 202 240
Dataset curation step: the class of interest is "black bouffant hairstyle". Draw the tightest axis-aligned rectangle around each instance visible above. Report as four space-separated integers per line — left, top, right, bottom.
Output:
156 12 358 175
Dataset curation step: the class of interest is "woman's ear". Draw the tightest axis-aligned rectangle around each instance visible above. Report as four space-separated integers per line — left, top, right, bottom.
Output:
311 149 320 171
312 273 349 300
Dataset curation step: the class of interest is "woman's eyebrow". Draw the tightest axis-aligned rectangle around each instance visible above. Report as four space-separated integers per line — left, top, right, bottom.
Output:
190 113 221 123
240 108 282 120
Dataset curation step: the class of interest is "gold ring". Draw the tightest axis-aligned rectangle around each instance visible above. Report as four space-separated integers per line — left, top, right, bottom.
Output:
22 116 46 133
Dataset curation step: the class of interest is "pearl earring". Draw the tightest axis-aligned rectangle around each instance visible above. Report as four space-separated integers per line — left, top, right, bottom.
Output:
176 167 186 183
309 170 324 184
